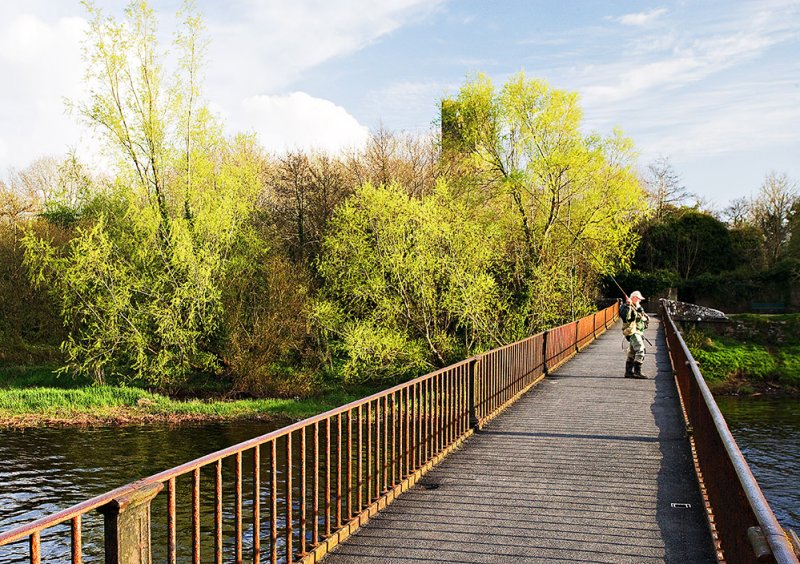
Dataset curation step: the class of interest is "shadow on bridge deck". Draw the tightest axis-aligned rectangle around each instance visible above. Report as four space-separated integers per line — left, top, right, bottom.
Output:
324 317 717 563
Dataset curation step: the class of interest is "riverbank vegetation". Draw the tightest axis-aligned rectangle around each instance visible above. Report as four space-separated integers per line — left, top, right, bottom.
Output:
0 1 646 426
0 364 378 428
684 314 800 395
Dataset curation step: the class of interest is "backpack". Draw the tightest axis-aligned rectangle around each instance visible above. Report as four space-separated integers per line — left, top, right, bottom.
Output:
620 304 636 337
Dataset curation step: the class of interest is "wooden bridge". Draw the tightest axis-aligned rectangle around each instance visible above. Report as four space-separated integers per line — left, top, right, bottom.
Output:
1 303 797 563
324 315 714 563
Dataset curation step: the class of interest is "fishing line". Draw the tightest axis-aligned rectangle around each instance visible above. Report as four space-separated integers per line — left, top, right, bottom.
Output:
538 204 630 300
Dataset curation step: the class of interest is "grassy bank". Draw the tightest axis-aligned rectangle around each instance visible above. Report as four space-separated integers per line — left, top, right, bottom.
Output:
0 365 378 429
685 314 800 395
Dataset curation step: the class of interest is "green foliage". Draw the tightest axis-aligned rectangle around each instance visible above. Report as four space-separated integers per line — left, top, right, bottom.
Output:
635 209 735 279
0 221 67 351
0 365 92 389
729 224 765 271
686 328 799 387
23 2 261 390
39 202 81 228
441 72 646 331
778 346 800 384
221 230 314 396
682 270 760 305
339 322 431 384
314 182 505 382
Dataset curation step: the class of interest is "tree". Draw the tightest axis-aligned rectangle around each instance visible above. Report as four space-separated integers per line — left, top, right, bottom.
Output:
24 1 261 388
635 209 736 279
723 196 751 228
750 171 797 267
313 182 505 382
643 156 693 221
788 198 800 259
266 150 352 266
346 126 438 198
1 157 60 224
441 72 646 333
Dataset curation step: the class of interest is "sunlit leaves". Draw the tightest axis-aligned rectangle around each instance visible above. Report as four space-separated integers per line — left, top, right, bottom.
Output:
314 182 504 382
24 1 260 388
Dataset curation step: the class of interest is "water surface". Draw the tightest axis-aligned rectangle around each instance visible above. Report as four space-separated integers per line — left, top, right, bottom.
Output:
716 396 799 530
0 420 283 562
0 397 797 561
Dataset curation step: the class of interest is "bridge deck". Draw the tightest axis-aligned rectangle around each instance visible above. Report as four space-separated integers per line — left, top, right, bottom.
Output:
325 317 717 563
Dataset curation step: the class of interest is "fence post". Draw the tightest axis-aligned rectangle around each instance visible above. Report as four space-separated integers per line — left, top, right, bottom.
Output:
469 357 481 429
574 321 580 352
542 331 549 376
98 482 163 564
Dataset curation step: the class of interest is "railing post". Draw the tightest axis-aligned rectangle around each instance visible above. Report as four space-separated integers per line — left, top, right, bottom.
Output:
98 483 163 564
468 357 480 429
574 320 579 352
542 330 548 376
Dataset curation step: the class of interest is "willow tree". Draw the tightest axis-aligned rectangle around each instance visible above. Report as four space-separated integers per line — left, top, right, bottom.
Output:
24 1 261 387
442 72 647 333
313 182 505 382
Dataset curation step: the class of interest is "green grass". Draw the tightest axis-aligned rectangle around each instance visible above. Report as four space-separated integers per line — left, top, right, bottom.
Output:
686 330 800 391
0 365 379 425
728 313 800 323
691 339 778 381
0 365 92 388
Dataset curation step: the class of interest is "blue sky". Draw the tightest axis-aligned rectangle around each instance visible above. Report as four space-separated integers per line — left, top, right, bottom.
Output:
1 0 798 206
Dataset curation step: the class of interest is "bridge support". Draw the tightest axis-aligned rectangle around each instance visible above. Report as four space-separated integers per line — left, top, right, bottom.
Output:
98 482 163 564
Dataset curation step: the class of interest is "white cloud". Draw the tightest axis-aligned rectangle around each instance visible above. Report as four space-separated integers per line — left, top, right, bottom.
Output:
241 92 369 154
206 0 445 100
0 13 88 172
617 8 667 26
0 1 444 173
642 81 800 158
618 8 668 26
582 13 789 105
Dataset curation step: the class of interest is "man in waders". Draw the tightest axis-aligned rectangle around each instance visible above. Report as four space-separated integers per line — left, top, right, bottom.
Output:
621 290 649 379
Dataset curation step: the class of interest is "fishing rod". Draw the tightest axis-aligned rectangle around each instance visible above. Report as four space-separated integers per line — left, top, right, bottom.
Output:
538 205 630 301
540 201 654 344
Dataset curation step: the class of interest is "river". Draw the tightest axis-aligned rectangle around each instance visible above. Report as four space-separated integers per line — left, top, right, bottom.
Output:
0 420 284 562
0 398 797 561
715 396 799 531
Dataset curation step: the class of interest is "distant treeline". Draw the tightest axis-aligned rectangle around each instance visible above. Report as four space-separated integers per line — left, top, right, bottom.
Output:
611 161 800 311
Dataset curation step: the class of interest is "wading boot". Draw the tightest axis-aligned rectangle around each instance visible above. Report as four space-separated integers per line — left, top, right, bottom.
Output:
631 361 647 379
624 361 635 378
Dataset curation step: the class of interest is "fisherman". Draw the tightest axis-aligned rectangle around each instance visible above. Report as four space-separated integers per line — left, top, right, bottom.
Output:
620 290 649 379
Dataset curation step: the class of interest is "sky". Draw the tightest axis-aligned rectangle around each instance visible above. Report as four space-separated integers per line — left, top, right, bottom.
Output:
0 0 798 207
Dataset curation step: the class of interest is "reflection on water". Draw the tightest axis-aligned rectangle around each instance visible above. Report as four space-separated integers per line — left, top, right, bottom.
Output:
0 421 284 562
1 398 797 560
716 396 799 530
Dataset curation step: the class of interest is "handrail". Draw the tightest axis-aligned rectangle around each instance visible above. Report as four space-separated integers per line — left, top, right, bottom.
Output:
661 299 798 564
0 303 619 563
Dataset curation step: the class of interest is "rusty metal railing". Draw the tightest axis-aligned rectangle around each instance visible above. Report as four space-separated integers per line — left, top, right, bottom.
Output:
0 303 618 564
661 300 798 564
